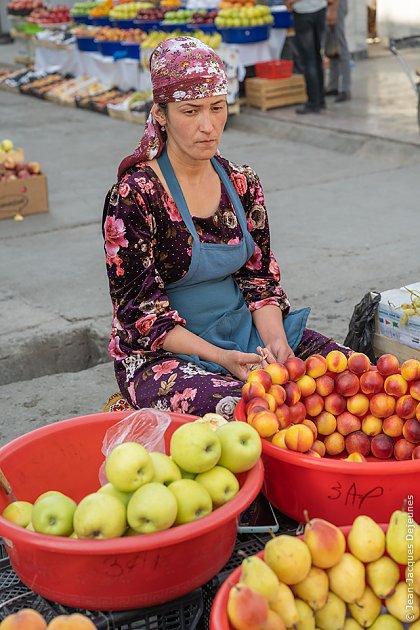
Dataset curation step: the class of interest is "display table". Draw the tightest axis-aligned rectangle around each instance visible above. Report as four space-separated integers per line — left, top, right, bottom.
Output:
231 28 287 69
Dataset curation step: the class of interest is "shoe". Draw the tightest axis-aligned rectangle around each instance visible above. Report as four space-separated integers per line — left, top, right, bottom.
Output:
335 91 352 102
324 88 338 96
295 104 321 114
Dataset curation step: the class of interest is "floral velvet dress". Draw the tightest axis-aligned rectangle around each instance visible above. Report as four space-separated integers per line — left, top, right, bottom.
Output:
103 155 345 418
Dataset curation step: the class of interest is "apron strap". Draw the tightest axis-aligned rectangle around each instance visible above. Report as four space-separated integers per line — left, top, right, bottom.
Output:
210 157 250 239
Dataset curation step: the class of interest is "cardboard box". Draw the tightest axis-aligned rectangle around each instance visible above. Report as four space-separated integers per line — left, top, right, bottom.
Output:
0 174 49 220
376 285 420 351
0 148 24 164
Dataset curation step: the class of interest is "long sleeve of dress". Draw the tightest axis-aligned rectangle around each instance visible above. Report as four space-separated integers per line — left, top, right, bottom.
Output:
103 179 186 359
230 164 291 316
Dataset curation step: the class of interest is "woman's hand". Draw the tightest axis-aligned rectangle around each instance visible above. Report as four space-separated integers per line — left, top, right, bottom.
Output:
257 340 294 366
218 349 263 382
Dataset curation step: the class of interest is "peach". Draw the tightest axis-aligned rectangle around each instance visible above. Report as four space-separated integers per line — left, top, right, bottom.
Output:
1 609 47 629
359 370 384 395
336 412 361 436
305 354 328 378
272 428 288 448
324 392 346 416
27 161 41 175
324 431 345 456
302 418 318 439
247 368 272 392
247 405 269 425
376 353 400 377
315 374 335 397
346 393 370 417
402 417 420 444
242 381 266 402
303 393 324 417
305 449 322 458
251 410 279 438
47 614 96 629
361 414 383 436
412 445 420 459
268 384 286 406
394 438 415 461
283 381 301 406
410 380 420 402
384 374 408 397
335 370 360 397
369 393 396 418
325 350 348 374
347 352 371 375
264 362 289 385
263 392 277 412
285 423 314 452
296 374 317 398
288 401 307 424
312 439 326 457
395 395 417 420
371 434 394 459
382 414 404 438
345 430 371 457
284 357 306 381
417 402 420 421
246 397 269 414
401 359 420 382
344 452 367 462
275 404 292 429
314 411 337 436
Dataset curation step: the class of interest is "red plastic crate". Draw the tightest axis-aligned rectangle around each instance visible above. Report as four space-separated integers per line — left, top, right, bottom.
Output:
255 60 294 79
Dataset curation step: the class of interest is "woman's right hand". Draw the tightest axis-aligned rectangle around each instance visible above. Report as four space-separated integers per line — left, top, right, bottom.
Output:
218 349 263 382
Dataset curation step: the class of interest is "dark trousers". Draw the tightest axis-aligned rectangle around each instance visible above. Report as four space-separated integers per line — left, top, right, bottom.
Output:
293 8 326 109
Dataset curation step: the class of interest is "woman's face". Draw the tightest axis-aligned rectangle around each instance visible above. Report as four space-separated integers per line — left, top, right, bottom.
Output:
155 95 228 162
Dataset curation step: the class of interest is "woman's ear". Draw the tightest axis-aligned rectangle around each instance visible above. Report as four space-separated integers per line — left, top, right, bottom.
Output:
151 103 166 127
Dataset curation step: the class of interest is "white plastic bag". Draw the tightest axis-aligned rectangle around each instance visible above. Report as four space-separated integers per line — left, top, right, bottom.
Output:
98 408 171 486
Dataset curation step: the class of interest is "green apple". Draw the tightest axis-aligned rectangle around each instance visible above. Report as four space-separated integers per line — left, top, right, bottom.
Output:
178 467 196 480
73 492 126 539
2 501 33 528
127 482 177 534
170 423 221 474
150 452 182 485
216 422 262 473
168 479 212 525
98 482 133 507
35 490 68 503
105 441 154 493
1 139 14 152
32 493 77 536
195 466 239 508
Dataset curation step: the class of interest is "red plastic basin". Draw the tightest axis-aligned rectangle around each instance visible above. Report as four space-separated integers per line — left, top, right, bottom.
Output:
0 411 264 610
234 400 419 526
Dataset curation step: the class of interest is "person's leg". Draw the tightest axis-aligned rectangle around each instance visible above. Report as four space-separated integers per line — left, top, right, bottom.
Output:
326 55 339 93
293 10 323 112
116 356 243 419
334 0 351 100
313 7 327 104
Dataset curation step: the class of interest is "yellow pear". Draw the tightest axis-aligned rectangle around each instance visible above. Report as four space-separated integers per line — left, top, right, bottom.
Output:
270 581 299 627
291 567 329 611
314 591 346 630
295 599 315 630
264 535 312 585
347 515 385 563
385 581 420 622
343 620 362 629
241 555 280 604
348 585 381 627
303 516 346 569
227 582 269 630
369 615 403 630
408 560 420 596
386 510 420 565
367 556 400 598
264 609 287 630
409 621 420 629
327 553 365 603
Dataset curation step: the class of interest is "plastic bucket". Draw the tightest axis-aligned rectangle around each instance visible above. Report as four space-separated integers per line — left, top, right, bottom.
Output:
218 25 270 44
72 15 92 24
111 18 137 28
271 6 293 28
121 42 141 59
76 36 98 52
96 39 124 56
234 400 420 525
91 16 111 26
133 19 162 32
0 411 264 610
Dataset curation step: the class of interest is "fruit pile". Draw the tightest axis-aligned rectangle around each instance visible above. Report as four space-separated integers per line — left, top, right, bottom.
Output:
218 0 255 9
240 352 420 461
1 418 261 538
94 26 147 41
225 508 420 629
88 0 113 17
109 1 153 20
26 5 72 24
7 0 44 16
400 287 420 327
72 24 99 36
162 8 196 24
215 5 273 28
0 159 41 182
135 6 170 21
160 0 182 8
70 1 99 17
141 28 221 49
189 9 218 24
0 610 96 629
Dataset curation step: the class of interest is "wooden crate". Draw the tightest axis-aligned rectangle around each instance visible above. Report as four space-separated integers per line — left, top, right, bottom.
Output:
373 333 420 363
245 75 307 111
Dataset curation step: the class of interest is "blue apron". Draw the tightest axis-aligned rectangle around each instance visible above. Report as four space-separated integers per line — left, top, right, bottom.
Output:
157 148 310 374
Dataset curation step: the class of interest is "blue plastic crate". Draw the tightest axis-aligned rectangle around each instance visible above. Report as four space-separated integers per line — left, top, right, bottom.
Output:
187 23 217 34
271 7 293 28
76 36 98 52
161 22 190 32
91 16 111 25
96 39 124 56
218 24 271 44
111 18 137 28
121 41 141 59
133 19 162 32
72 14 92 24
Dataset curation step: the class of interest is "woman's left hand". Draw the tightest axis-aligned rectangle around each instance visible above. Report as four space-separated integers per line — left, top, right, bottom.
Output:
257 340 294 366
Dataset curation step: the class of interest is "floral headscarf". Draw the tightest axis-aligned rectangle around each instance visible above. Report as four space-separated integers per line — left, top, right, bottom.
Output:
117 36 228 180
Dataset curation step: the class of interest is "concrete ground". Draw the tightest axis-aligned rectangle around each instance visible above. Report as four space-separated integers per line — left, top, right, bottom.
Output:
0 38 419 444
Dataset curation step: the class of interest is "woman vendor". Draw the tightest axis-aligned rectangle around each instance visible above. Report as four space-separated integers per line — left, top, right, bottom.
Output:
102 36 349 418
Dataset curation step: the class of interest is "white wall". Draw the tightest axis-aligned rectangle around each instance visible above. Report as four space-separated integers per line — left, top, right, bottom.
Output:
377 0 420 38
346 0 368 57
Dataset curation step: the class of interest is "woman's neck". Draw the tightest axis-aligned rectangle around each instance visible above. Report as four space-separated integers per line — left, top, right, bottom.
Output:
166 142 213 186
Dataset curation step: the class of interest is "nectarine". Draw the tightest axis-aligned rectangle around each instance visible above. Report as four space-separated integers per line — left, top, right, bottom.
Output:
325 350 347 374
347 352 370 375
288 401 307 424
376 353 399 377
394 438 415 461
382 414 404 438
401 359 420 382
323 431 345 456
305 354 328 378
384 374 408 397
369 393 396 418
251 410 279 438
247 368 272 392
296 374 317 398
284 357 306 381
345 431 370 457
314 411 337 436
335 370 360 397
359 370 384 395
395 394 417 420
47 614 96 629
303 393 324 417
1 609 47 630
315 374 335 397
264 362 289 385
285 423 314 452
346 393 370 417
